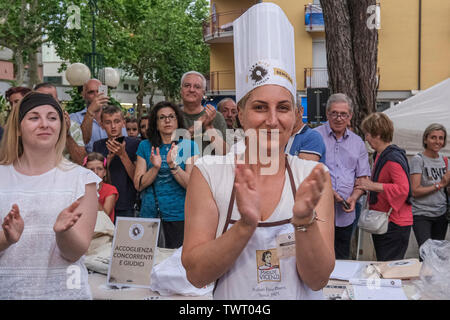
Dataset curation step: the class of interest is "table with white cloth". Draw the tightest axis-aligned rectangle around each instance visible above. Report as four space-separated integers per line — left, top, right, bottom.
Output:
323 259 424 300
88 255 422 300
88 247 213 300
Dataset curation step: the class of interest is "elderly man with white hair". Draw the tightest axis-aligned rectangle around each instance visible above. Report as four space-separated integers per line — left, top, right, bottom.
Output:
180 71 228 155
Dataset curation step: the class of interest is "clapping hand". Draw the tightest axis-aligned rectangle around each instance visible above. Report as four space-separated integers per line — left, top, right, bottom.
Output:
199 104 217 130
440 170 450 188
2 204 24 245
53 200 83 233
166 143 179 168
234 163 261 228
150 146 162 170
292 164 326 225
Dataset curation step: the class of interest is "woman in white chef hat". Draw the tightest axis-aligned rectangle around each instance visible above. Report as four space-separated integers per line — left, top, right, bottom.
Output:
182 3 335 300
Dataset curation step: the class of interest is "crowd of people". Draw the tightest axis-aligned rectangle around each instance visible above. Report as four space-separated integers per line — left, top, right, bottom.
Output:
0 2 448 301
0 73 448 300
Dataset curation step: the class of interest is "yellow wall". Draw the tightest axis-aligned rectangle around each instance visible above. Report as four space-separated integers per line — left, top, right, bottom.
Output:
266 0 313 90
378 0 420 91
377 0 450 91
421 0 450 89
209 0 314 91
209 0 450 93
210 43 235 90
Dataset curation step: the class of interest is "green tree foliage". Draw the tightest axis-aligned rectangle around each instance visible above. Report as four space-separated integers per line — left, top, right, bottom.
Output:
47 0 209 117
0 0 68 87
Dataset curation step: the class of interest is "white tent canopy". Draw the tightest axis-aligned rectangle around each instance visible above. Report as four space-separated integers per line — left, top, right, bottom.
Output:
383 78 450 156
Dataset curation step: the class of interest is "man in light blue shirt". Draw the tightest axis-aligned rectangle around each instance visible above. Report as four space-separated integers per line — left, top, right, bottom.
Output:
70 79 127 153
286 104 326 163
314 93 370 259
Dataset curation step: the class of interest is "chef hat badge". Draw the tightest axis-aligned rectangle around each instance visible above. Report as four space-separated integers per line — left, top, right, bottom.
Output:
233 3 296 104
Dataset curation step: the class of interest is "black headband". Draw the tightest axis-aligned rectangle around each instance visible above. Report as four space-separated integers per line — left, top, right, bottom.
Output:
19 92 63 123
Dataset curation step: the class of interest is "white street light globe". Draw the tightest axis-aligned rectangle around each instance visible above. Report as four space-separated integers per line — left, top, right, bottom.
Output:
65 63 91 86
99 67 120 88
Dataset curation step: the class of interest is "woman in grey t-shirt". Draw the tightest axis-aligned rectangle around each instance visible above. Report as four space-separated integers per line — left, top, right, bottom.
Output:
410 123 450 251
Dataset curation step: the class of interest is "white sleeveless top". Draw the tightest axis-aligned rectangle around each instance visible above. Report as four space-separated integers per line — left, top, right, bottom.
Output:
195 151 327 300
0 160 101 300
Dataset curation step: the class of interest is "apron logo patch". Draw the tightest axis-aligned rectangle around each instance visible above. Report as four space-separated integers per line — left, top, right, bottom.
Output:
256 249 281 283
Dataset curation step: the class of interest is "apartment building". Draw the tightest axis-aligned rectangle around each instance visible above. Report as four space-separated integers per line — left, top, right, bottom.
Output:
203 0 450 118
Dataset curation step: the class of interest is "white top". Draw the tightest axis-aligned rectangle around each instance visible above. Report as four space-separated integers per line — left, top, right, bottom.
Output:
0 160 101 300
195 152 326 299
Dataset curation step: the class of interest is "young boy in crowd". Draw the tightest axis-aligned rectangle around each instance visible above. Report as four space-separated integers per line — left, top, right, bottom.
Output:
93 105 140 222
125 116 139 138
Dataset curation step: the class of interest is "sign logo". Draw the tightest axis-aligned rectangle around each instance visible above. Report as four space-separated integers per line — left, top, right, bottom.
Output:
129 223 144 240
249 62 270 86
256 249 281 283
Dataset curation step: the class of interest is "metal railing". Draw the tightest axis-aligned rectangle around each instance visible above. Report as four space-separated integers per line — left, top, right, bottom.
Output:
304 68 329 88
304 67 381 89
202 9 246 41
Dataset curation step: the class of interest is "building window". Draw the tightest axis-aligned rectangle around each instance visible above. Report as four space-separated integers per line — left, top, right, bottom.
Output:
43 76 62 85
123 83 129 90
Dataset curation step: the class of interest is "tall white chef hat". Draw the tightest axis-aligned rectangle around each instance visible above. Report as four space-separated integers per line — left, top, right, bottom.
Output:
233 2 296 104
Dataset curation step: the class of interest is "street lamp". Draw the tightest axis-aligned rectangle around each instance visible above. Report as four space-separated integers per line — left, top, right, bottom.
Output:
84 0 104 79
65 63 91 87
99 67 120 88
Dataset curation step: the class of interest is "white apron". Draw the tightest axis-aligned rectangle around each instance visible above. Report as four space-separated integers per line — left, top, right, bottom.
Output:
213 160 324 300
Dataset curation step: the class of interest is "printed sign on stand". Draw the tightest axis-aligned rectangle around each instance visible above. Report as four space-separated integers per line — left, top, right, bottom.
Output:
107 217 160 288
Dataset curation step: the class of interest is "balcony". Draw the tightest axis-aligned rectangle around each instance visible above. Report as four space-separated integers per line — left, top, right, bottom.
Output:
304 68 329 88
304 3 324 32
202 9 246 44
304 67 381 89
208 70 235 95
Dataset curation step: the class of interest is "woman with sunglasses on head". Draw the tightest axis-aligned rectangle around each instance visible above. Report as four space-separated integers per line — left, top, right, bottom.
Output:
0 92 100 299
134 101 200 249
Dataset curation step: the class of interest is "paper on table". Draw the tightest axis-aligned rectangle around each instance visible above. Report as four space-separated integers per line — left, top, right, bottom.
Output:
350 279 408 300
330 261 364 280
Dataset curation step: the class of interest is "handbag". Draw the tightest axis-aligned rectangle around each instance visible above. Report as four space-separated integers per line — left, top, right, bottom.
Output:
358 196 393 235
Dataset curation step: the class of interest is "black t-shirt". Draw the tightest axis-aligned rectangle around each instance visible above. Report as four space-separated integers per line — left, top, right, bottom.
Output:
0 126 3 143
93 136 140 211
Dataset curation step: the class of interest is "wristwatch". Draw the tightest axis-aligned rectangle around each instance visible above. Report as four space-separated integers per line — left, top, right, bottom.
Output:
434 183 441 191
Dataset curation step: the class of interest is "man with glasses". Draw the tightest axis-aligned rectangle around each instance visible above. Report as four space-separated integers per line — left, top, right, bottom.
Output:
70 78 127 153
314 93 370 260
180 71 228 155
